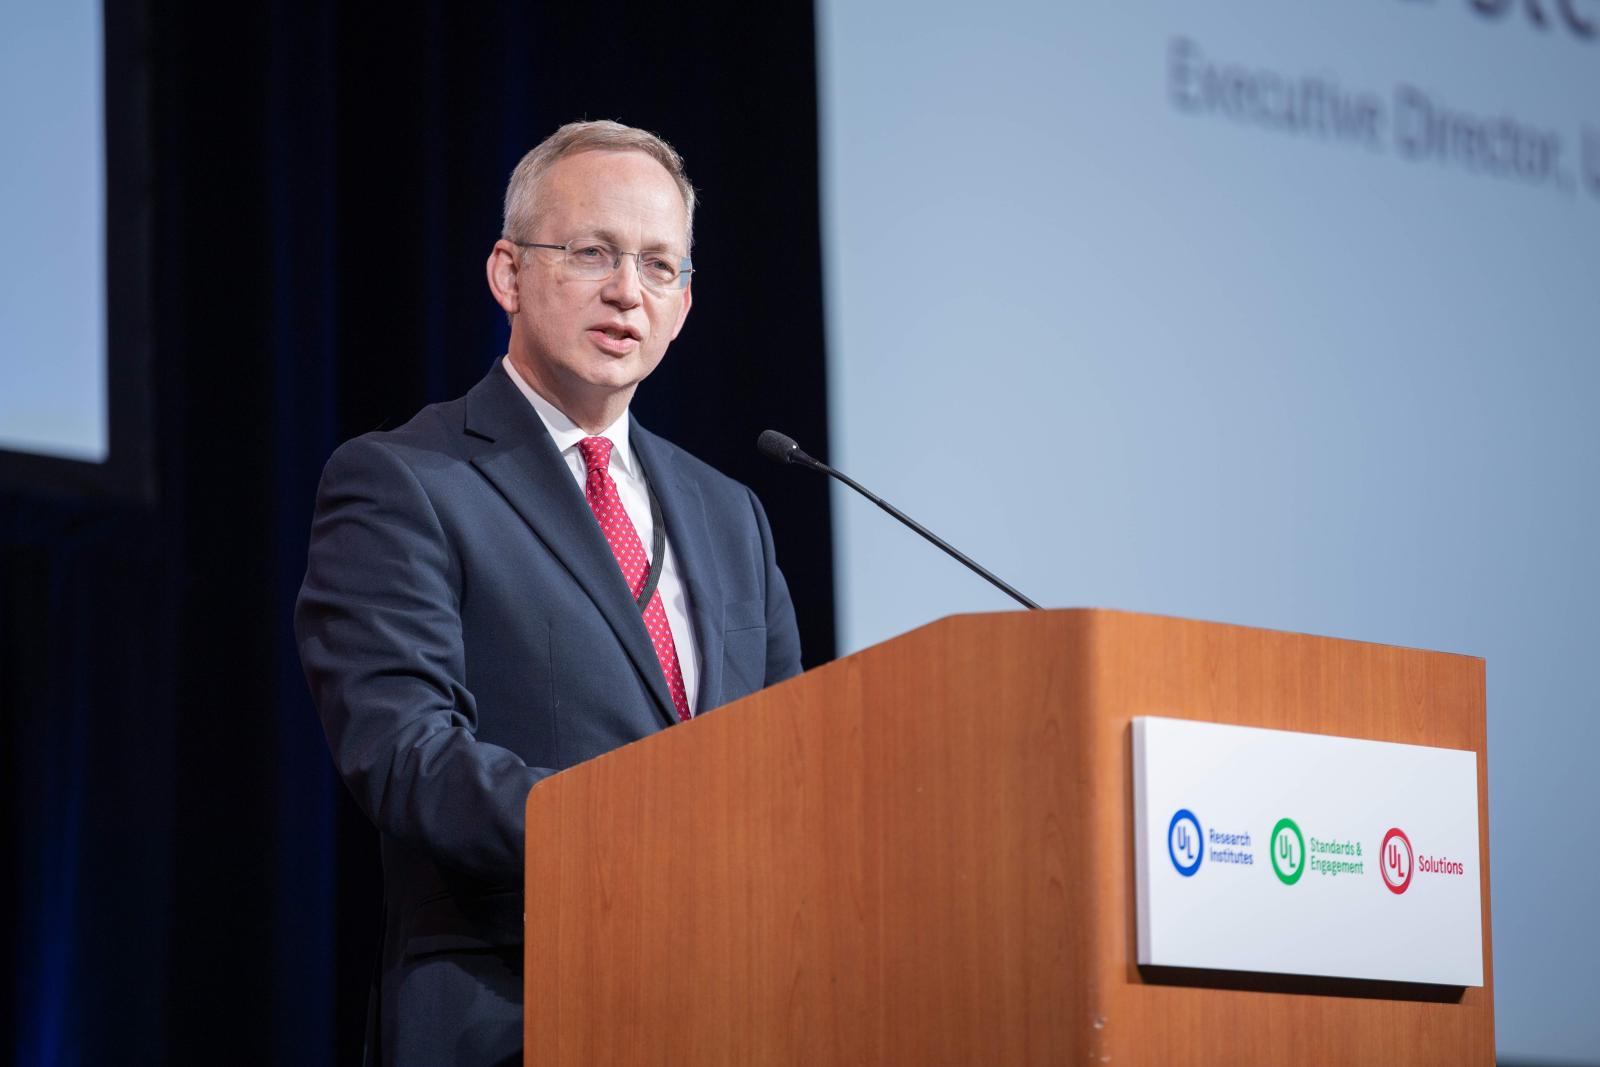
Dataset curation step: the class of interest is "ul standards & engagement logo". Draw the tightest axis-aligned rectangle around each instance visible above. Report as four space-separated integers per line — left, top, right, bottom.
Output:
1271 817 1305 885
1381 827 1414 894
1168 808 1203 876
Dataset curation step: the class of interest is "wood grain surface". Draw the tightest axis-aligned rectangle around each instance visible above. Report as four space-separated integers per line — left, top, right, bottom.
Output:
524 609 1493 1065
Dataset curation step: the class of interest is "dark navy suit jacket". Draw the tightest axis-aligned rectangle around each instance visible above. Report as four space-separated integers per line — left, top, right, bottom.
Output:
294 365 802 1065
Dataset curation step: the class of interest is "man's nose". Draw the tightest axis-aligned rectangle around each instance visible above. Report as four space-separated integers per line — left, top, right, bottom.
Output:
599 252 643 307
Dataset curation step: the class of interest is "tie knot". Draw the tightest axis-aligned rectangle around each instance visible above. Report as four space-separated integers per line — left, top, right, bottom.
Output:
578 436 614 473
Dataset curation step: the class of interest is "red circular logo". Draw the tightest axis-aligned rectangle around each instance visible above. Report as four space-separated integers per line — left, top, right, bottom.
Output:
1380 827 1413 894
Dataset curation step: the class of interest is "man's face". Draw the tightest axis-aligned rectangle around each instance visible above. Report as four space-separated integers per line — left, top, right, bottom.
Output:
501 149 692 424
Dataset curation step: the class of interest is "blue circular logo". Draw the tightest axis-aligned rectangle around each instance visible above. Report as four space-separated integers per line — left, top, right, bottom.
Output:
1168 809 1203 876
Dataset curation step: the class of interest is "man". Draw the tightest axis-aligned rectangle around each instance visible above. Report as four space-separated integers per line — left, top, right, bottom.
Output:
295 120 803 1066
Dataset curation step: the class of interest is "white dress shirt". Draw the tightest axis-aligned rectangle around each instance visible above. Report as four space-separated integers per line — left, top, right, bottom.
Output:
501 356 701 714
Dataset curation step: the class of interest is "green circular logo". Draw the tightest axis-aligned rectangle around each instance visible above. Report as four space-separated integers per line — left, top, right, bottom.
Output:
1271 817 1305 885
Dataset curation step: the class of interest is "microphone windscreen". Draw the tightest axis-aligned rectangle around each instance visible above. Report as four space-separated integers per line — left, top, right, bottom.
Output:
756 430 800 464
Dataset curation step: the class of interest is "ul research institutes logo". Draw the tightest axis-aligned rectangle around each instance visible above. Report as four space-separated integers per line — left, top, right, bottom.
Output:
1381 827 1414 894
1168 808 1203 876
1271 817 1305 885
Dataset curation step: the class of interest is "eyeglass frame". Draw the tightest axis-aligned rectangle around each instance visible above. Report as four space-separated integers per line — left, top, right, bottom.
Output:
511 237 695 292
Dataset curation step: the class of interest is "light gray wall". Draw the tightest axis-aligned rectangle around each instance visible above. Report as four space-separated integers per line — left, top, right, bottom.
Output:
818 1 1599 1062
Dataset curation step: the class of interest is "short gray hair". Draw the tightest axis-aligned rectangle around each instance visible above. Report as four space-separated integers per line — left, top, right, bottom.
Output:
501 120 697 249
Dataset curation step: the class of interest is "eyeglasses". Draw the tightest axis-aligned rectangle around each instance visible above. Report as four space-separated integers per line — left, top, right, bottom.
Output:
513 237 694 292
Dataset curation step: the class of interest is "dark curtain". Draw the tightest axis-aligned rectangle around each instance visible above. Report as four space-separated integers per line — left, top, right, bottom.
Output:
1 2 833 1062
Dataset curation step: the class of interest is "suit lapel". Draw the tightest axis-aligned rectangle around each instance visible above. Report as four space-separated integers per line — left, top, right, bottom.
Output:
461 367 678 727
633 422 726 714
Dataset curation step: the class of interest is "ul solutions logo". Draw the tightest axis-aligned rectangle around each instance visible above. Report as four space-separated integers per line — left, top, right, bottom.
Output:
1168 809 1204 876
1381 826 1415 894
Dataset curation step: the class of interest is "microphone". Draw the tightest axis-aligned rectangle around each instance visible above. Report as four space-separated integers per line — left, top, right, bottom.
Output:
757 430 1042 611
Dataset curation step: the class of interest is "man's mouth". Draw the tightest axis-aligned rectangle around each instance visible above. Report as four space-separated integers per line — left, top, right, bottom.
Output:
588 324 641 355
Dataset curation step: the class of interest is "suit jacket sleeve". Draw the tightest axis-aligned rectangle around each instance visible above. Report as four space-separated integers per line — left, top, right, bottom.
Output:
295 435 543 886
750 484 803 686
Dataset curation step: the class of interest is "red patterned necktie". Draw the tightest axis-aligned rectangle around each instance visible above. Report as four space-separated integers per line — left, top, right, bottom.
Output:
578 436 691 722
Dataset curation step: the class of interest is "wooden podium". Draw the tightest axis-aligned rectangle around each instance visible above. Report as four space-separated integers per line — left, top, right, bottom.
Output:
523 609 1494 1065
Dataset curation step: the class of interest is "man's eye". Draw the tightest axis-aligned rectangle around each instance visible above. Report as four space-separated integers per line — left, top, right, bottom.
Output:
571 244 610 261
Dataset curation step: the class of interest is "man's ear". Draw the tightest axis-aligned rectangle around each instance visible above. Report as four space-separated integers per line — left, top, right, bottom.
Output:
486 240 523 315
667 282 692 342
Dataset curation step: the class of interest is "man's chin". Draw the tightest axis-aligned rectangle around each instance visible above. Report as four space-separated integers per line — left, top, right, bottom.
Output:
574 353 659 393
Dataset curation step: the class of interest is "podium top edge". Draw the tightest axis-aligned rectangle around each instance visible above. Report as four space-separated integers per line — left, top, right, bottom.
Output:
877 607 1485 665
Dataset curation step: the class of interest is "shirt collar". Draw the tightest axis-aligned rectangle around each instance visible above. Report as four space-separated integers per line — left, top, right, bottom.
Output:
502 355 635 476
